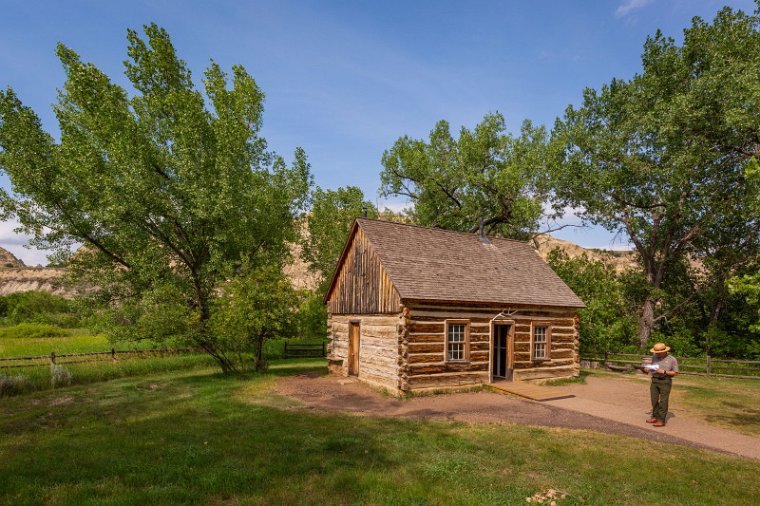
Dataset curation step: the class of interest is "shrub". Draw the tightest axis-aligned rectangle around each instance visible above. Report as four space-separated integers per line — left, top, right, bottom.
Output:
50 364 73 388
0 291 81 328
0 374 29 396
0 323 68 339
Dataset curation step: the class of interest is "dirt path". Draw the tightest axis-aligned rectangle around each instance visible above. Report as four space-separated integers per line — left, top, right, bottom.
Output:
544 374 760 460
276 374 760 459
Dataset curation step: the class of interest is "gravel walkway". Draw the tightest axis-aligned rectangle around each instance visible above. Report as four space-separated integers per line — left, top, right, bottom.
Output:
276 373 760 459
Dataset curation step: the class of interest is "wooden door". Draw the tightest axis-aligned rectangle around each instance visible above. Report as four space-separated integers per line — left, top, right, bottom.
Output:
492 324 513 381
348 322 360 376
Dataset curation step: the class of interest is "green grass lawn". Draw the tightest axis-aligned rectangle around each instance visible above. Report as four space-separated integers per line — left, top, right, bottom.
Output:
0 327 149 357
0 327 217 396
1 329 328 397
674 375 760 437
1 360 759 505
0 328 326 360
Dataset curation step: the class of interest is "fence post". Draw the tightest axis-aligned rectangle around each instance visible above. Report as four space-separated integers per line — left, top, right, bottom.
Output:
50 352 56 365
706 354 711 376
284 342 288 358
112 348 117 364
604 350 609 368
322 342 326 357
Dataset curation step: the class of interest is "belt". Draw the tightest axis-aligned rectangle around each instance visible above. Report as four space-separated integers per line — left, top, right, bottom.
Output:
652 375 671 380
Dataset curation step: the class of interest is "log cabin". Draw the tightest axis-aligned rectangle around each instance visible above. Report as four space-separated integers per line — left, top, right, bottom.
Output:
324 218 585 393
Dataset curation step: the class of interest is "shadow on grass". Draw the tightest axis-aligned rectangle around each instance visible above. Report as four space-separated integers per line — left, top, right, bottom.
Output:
704 400 760 432
4 363 760 505
0 366 408 505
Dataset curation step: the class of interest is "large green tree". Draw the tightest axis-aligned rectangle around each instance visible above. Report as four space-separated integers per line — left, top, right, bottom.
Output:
728 159 760 351
552 5 760 348
380 113 556 238
0 24 310 371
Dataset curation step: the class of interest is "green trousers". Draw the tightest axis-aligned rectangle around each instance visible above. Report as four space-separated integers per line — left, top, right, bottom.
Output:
650 376 672 422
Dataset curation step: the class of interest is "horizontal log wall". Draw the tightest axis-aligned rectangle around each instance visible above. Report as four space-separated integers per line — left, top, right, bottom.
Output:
328 313 403 392
404 304 580 390
326 227 402 315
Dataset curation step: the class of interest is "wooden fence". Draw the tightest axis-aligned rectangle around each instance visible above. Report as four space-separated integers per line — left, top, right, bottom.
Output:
0 348 195 369
1 342 327 369
581 351 760 379
283 342 326 358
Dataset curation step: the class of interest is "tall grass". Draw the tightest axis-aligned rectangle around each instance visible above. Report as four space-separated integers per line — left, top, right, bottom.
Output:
1 353 217 397
0 325 326 397
0 323 67 339
0 333 326 397
0 328 152 356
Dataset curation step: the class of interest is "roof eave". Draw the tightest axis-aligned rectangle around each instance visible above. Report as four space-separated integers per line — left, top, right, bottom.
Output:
401 297 585 309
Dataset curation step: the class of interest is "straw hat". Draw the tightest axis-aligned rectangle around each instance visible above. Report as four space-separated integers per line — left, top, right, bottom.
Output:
650 342 670 353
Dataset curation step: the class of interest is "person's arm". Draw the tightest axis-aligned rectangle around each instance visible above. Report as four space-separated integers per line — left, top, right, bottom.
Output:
658 359 678 377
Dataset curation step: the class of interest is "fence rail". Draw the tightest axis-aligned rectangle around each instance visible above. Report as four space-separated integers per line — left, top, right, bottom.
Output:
284 342 326 358
581 351 760 379
0 348 196 369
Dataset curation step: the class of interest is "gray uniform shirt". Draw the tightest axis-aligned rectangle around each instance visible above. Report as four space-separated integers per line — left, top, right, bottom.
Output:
651 354 679 378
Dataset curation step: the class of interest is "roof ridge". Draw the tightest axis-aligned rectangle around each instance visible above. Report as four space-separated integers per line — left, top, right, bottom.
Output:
356 217 534 246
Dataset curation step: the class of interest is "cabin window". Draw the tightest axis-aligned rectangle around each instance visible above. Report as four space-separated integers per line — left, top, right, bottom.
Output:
532 323 551 360
445 320 470 362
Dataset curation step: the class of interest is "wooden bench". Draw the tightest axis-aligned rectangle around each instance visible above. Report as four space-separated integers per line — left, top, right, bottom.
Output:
284 342 326 358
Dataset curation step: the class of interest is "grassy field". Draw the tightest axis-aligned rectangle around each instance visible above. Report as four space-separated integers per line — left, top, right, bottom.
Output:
0 329 328 397
675 375 760 437
0 328 110 357
1 360 759 505
0 328 324 359
0 327 217 396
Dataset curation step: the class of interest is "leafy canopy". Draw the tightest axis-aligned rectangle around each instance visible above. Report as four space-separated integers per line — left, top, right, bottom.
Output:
552 5 760 347
210 263 298 371
380 113 556 238
0 24 311 371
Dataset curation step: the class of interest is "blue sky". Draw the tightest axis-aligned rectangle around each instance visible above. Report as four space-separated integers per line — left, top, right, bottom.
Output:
0 0 756 265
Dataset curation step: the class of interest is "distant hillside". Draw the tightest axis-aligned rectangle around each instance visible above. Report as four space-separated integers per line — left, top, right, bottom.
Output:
0 234 634 298
283 240 319 292
0 267 72 297
0 247 26 269
0 242 320 298
532 234 637 274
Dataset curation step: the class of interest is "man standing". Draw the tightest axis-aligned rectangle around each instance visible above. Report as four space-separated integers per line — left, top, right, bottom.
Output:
645 342 679 427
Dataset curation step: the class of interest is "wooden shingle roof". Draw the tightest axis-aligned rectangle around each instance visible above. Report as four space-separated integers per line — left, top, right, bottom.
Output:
349 218 585 308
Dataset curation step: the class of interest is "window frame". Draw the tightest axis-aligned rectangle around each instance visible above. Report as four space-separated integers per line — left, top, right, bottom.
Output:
445 319 471 363
531 322 552 361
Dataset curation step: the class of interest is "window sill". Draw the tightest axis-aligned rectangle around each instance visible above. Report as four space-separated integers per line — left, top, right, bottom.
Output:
532 358 551 363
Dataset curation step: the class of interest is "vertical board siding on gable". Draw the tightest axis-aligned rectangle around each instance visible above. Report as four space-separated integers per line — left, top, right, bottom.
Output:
327 228 401 315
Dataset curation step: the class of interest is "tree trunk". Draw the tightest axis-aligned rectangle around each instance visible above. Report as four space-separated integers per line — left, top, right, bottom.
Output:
638 297 656 349
705 300 723 356
195 289 238 374
255 333 266 371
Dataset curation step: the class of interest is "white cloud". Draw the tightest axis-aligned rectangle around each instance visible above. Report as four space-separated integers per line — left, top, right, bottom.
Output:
0 219 49 266
0 220 28 246
615 0 654 18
